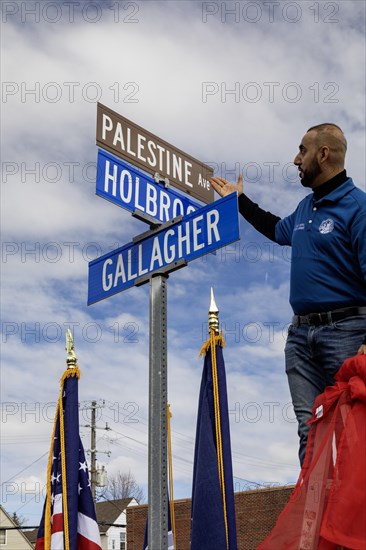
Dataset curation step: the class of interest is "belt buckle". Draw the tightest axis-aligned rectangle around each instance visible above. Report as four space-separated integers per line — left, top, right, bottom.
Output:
308 312 323 325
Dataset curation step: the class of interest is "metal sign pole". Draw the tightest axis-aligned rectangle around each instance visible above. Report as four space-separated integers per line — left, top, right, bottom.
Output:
90 104 240 549
148 273 168 549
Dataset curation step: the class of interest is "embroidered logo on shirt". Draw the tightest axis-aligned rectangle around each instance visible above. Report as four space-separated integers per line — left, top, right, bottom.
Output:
294 223 305 231
319 218 334 234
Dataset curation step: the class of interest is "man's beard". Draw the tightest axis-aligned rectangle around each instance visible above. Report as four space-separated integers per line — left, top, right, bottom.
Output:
300 158 321 188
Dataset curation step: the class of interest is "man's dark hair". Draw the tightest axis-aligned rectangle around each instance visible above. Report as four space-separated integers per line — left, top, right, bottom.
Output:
307 123 347 154
307 122 343 133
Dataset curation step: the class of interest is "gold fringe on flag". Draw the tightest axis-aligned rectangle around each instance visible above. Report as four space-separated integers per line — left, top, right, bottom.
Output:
199 331 226 357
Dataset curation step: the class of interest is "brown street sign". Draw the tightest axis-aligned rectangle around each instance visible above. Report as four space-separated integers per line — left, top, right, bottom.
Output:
96 103 214 204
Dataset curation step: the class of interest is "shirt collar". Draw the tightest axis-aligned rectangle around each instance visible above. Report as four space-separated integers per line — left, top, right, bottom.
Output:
312 170 348 200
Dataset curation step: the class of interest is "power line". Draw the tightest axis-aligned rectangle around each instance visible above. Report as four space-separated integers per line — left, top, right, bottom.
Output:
1 451 48 485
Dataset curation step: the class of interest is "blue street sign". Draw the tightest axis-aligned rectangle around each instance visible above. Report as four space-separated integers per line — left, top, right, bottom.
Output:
96 149 203 223
88 193 239 305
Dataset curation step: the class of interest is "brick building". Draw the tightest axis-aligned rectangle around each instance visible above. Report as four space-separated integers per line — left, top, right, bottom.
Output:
127 485 294 550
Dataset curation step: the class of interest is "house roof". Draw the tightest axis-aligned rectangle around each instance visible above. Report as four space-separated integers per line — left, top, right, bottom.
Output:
23 528 38 545
95 498 133 533
15 499 135 543
0 505 34 549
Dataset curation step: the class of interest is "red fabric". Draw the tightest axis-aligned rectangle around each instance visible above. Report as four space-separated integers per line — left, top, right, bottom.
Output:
78 533 104 550
51 512 63 534
257 354 366 550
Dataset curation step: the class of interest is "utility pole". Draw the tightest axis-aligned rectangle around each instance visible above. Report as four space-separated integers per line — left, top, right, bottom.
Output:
91 400 97 501
80 400 111 502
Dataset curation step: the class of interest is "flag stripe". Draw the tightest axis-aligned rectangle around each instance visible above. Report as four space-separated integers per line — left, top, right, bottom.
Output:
78 533 104 550
53 494 62 515
51 531 64 549
51 513 63 533
78 512 102 546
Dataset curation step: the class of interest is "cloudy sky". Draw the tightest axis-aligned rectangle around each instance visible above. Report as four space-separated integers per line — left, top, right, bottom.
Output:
1 0 365 526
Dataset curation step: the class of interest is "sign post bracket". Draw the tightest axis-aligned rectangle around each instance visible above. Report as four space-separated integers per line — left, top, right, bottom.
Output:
132 210 162 228
154 172 170 188
134 259 188 288
132 215 183 244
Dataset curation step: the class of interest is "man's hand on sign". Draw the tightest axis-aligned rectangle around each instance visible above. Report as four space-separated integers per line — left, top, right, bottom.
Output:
211 174 244 198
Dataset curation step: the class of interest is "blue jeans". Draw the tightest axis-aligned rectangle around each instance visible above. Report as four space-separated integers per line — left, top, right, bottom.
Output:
285 314 366 466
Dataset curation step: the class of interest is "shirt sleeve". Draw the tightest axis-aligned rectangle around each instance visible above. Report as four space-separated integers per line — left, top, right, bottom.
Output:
351 207 366 283
238 194 281 242
274 212 298 246
350 204 366 347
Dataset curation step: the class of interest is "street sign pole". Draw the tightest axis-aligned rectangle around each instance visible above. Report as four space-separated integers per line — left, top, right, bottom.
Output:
148 274 168 550
91 104 241 548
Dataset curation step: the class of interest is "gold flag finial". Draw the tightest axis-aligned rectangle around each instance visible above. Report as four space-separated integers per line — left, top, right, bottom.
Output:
208 287 219 334
66 328 77 368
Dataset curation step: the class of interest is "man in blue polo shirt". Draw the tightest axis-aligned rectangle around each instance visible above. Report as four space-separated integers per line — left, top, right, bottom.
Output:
211 123 366 465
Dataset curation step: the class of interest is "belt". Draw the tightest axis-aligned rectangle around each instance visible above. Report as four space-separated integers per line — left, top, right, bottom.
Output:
292 306 366 327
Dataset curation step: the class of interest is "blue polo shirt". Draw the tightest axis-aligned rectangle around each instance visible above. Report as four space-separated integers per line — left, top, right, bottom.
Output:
275 178 366 314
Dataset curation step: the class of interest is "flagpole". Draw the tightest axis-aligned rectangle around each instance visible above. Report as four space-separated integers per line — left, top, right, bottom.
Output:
66 328 77 369
208 288 230 549
208 287 219 334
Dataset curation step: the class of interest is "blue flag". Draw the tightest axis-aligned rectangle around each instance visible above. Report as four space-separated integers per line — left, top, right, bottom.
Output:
191 336 237 550
36 367 101 550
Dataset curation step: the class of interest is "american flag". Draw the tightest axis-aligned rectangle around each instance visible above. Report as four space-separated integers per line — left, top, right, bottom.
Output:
36 367 102 550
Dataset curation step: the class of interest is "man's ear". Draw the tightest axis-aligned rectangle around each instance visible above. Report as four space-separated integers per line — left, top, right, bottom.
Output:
319 145 330 163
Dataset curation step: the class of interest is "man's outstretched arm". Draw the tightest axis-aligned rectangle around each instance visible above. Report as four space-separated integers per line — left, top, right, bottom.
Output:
211 175 281 242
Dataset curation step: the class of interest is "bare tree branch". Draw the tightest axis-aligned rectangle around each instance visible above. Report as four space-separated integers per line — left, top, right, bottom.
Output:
99 470 145 504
